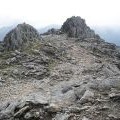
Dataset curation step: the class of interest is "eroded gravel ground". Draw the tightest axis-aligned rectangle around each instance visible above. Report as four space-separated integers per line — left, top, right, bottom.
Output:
1 35 120 120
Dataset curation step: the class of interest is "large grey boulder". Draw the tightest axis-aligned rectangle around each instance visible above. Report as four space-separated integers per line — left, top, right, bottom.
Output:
61 16 100 39
3 23 41 50
0 92 50 120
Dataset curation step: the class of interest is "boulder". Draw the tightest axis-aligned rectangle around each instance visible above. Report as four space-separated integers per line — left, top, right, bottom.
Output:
79 90 94 104
109 93 120 102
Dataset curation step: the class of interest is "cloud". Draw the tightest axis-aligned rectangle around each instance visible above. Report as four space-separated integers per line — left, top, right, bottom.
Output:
0 0 120 27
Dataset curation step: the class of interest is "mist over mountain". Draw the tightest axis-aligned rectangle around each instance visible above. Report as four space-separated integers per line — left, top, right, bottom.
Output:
0 26 15 41
38 24 61 34
93 26 120 45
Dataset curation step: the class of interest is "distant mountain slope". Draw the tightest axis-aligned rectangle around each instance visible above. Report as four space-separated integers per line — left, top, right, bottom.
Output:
38 24 61 34
93 26 120 46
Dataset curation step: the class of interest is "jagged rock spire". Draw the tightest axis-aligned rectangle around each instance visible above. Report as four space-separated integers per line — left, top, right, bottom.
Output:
3 23 41 50
61 16 100 39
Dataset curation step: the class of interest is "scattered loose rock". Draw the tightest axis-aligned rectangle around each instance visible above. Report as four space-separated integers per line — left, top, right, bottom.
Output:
0 16 120 120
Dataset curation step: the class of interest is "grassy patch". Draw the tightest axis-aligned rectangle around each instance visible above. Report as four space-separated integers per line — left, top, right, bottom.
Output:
0 51 12 60
22 40 42 55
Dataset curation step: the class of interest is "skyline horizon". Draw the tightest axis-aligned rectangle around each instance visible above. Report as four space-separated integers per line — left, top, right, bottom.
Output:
0 17 120 46
1 17 120 29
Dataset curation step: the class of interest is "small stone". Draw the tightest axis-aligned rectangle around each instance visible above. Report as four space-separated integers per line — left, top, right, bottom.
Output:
79 90 94 104
46 103 61 113
24 112 33 119
32 49 40 54
11 52 17 57
34 112 40 118
14 106 30 117
98 106 110 111
12 69 19 75
11 57 17 62
6 57 17 64
69 106 91 113
109 93 116 98
108 114 117 119
0 77 5 82
82 116 89 120
53 113 70 120
15 50 21 55
109 93 120 102
23 92 49 105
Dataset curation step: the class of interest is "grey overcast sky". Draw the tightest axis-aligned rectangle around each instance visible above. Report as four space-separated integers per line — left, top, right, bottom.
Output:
0 0 120 28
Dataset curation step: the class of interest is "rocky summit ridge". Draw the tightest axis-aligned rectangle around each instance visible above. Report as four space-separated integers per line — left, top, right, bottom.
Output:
3 23 41 51
0 16 120 120
61 16 100 39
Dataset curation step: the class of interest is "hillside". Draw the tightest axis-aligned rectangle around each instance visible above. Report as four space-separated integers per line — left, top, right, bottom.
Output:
0 16 120 120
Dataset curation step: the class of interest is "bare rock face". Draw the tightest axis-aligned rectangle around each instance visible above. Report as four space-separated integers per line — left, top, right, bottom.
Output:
61 16 100 39
3 23 41 50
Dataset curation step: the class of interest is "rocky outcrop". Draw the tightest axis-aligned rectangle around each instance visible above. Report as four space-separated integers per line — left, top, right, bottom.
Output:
3 23 41 50
61 16 100 39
